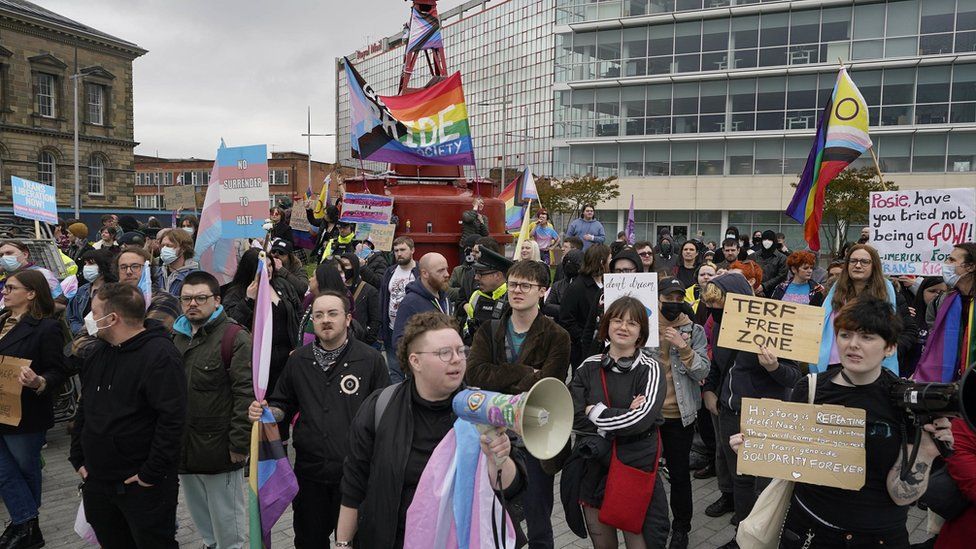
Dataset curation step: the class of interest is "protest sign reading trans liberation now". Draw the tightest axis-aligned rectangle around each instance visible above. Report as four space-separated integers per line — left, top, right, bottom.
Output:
11 176 57 225
216 144 270 239
870 188 976 276
603 273 659 347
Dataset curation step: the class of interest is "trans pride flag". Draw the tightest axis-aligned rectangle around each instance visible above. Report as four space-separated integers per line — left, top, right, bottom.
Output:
404 420 517 548
137 260 152 311
345 57 476 166
406 7 443 53
248 252 298 548
786 67 873 251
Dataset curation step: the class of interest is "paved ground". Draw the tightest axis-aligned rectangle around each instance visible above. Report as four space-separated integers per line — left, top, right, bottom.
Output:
7 426 931 548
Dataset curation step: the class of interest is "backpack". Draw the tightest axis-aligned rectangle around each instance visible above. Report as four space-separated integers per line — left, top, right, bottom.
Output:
373 382 400 431
221 323 244 370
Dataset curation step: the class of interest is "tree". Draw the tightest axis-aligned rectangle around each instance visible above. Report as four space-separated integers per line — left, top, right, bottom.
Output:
538 174 620 223
792 166 896 255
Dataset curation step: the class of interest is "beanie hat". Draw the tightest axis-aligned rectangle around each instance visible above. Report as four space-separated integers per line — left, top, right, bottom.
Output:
68 222 89 239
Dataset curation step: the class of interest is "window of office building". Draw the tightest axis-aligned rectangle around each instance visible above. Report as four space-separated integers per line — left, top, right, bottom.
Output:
270 169 290 185
88 84 105 125
37 151 56 185
35 73 56 118
88 155 105 195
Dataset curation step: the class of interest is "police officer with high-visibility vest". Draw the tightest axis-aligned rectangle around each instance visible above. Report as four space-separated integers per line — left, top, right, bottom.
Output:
458 246 513 344
320 221 357 263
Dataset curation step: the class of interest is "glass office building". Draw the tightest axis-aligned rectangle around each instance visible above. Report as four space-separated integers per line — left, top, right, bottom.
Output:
335 0 555 180
553 0 976 246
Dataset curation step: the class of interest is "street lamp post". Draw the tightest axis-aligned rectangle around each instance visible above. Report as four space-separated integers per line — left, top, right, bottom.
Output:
70 70 83 218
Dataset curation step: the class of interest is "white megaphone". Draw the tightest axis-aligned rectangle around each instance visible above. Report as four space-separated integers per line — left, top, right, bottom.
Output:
452 378 574 460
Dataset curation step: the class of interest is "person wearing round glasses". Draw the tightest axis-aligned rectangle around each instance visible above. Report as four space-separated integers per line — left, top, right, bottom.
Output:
336 311 526 549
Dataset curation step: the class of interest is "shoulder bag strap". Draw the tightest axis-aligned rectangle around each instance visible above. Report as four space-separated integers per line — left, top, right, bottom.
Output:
221 323 244 371
352 281 366 303
373 383 399 432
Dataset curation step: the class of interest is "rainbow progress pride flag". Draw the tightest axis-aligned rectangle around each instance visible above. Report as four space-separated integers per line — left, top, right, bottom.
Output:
786 67 873 251
345 57 475 166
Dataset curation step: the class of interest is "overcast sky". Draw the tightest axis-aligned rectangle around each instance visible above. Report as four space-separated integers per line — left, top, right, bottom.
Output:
40 0 469 162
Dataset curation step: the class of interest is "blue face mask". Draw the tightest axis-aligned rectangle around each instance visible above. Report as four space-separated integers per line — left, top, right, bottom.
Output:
83 265 100 281
0 255 22 272
160 246 179 265
943 263 961 289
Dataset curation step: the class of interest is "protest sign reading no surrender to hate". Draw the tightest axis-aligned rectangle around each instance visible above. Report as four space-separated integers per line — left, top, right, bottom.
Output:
869 188 976 276
717 294 824 363
737 397 866 490
0 355 30 427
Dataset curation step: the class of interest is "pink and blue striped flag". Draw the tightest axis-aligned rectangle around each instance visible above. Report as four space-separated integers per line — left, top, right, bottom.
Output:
626 195 636 245
137 260 152 311
404 420 516 548
248 252 298 548
194 141 239 285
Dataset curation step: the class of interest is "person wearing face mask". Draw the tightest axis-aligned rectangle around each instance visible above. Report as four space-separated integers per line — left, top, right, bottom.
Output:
648 278 709 549
157 229 199 298
754 229 788 296
0 241 64 310
448 235 479 306
915 242 976 384
700 273 801 546
66 249 119 335
179 214 200 240
68 283 187 549
902 276 947 379
544 248 583 320
655 235 678 275
0 270 68 549
749 230 763 253
340 252 380 346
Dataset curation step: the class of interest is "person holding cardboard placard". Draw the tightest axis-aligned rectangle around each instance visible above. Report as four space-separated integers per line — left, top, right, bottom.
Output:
0 270 67 549
731 297 953 548
700 272 802 546
569 296 670 548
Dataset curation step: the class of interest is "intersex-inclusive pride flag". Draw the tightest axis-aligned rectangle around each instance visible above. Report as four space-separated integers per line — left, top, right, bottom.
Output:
406 7 443 53
248 252 298 548
786 67 873 251
345 57 476 166
195 142 271 284
499 167 538 233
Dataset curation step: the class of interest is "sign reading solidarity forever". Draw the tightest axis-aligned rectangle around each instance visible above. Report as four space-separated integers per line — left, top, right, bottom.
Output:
869 188 976 276
216 144 270 239
0 355 30 426
737 397 866 490
11 176 58 225
603 273 659 347
340 193 394 225
717 295 824 363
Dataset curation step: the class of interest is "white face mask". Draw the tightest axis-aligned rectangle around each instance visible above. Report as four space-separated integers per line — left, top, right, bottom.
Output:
84 311 113 337
182 227 195 235
83 265 100 281
160 246 179 265
762 239 774 250
725 234 735 240
943 263 962 289
0 255 22 272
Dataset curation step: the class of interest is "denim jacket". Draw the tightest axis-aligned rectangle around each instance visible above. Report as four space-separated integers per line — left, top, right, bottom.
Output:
647 321 710 426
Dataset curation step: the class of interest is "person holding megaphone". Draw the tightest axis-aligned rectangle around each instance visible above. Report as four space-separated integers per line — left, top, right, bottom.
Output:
568 296 671 548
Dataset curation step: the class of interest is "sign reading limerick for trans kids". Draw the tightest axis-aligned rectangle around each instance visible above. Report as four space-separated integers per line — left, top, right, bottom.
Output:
340 193 394 225
11 176 57 225
717 294 824 363
603 273 659 347
216 145 270 239
870 188 976 276
737 397 866 490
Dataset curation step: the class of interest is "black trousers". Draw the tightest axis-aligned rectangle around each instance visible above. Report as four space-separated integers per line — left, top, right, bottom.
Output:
82 478 179 549
780 500 910 549
523 453 555 549
293 477 342 548
660 417 696 533
696 404 716 463
718 407 769 522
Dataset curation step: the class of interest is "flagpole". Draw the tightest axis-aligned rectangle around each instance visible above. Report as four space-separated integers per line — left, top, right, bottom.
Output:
868 148 889 191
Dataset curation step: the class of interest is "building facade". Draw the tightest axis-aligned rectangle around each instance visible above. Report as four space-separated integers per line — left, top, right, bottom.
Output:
134 152 347 211
553 0 976 246
0 0 145 213
335 0 556 182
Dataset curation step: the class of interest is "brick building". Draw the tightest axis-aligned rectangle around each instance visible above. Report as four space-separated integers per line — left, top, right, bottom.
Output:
0 0 146 213
134 151 351 211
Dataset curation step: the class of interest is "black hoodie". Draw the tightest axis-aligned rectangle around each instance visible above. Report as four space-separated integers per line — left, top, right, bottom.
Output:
702 273 800 412
69 323 187 485
341 252 382 345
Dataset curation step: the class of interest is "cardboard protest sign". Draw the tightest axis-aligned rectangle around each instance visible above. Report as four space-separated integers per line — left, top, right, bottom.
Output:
216 144 270 239
355 222 395 251
0 355 30 426
11 176 58 225
340 193 394 225
289 208 314 233
717 295 824 363
164 185 198 210
737 397 866 490
870 189 976 276
603 273 659 347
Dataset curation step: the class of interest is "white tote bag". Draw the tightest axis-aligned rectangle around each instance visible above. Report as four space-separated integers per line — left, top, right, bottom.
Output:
736 373 817 549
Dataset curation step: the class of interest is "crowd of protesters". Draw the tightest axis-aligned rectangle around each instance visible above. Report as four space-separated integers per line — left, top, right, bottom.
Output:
0 198 972 549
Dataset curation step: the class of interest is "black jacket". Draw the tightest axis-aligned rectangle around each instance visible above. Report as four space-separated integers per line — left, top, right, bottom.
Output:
342 253 381 345
756 247 788 295
341 378 525 549
223 276 302 351
69 324 187 485
558 275 602 368
379 264 420 346
459 209 489 244
0 315 67 435
268 338 388 483
359 252 390 289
